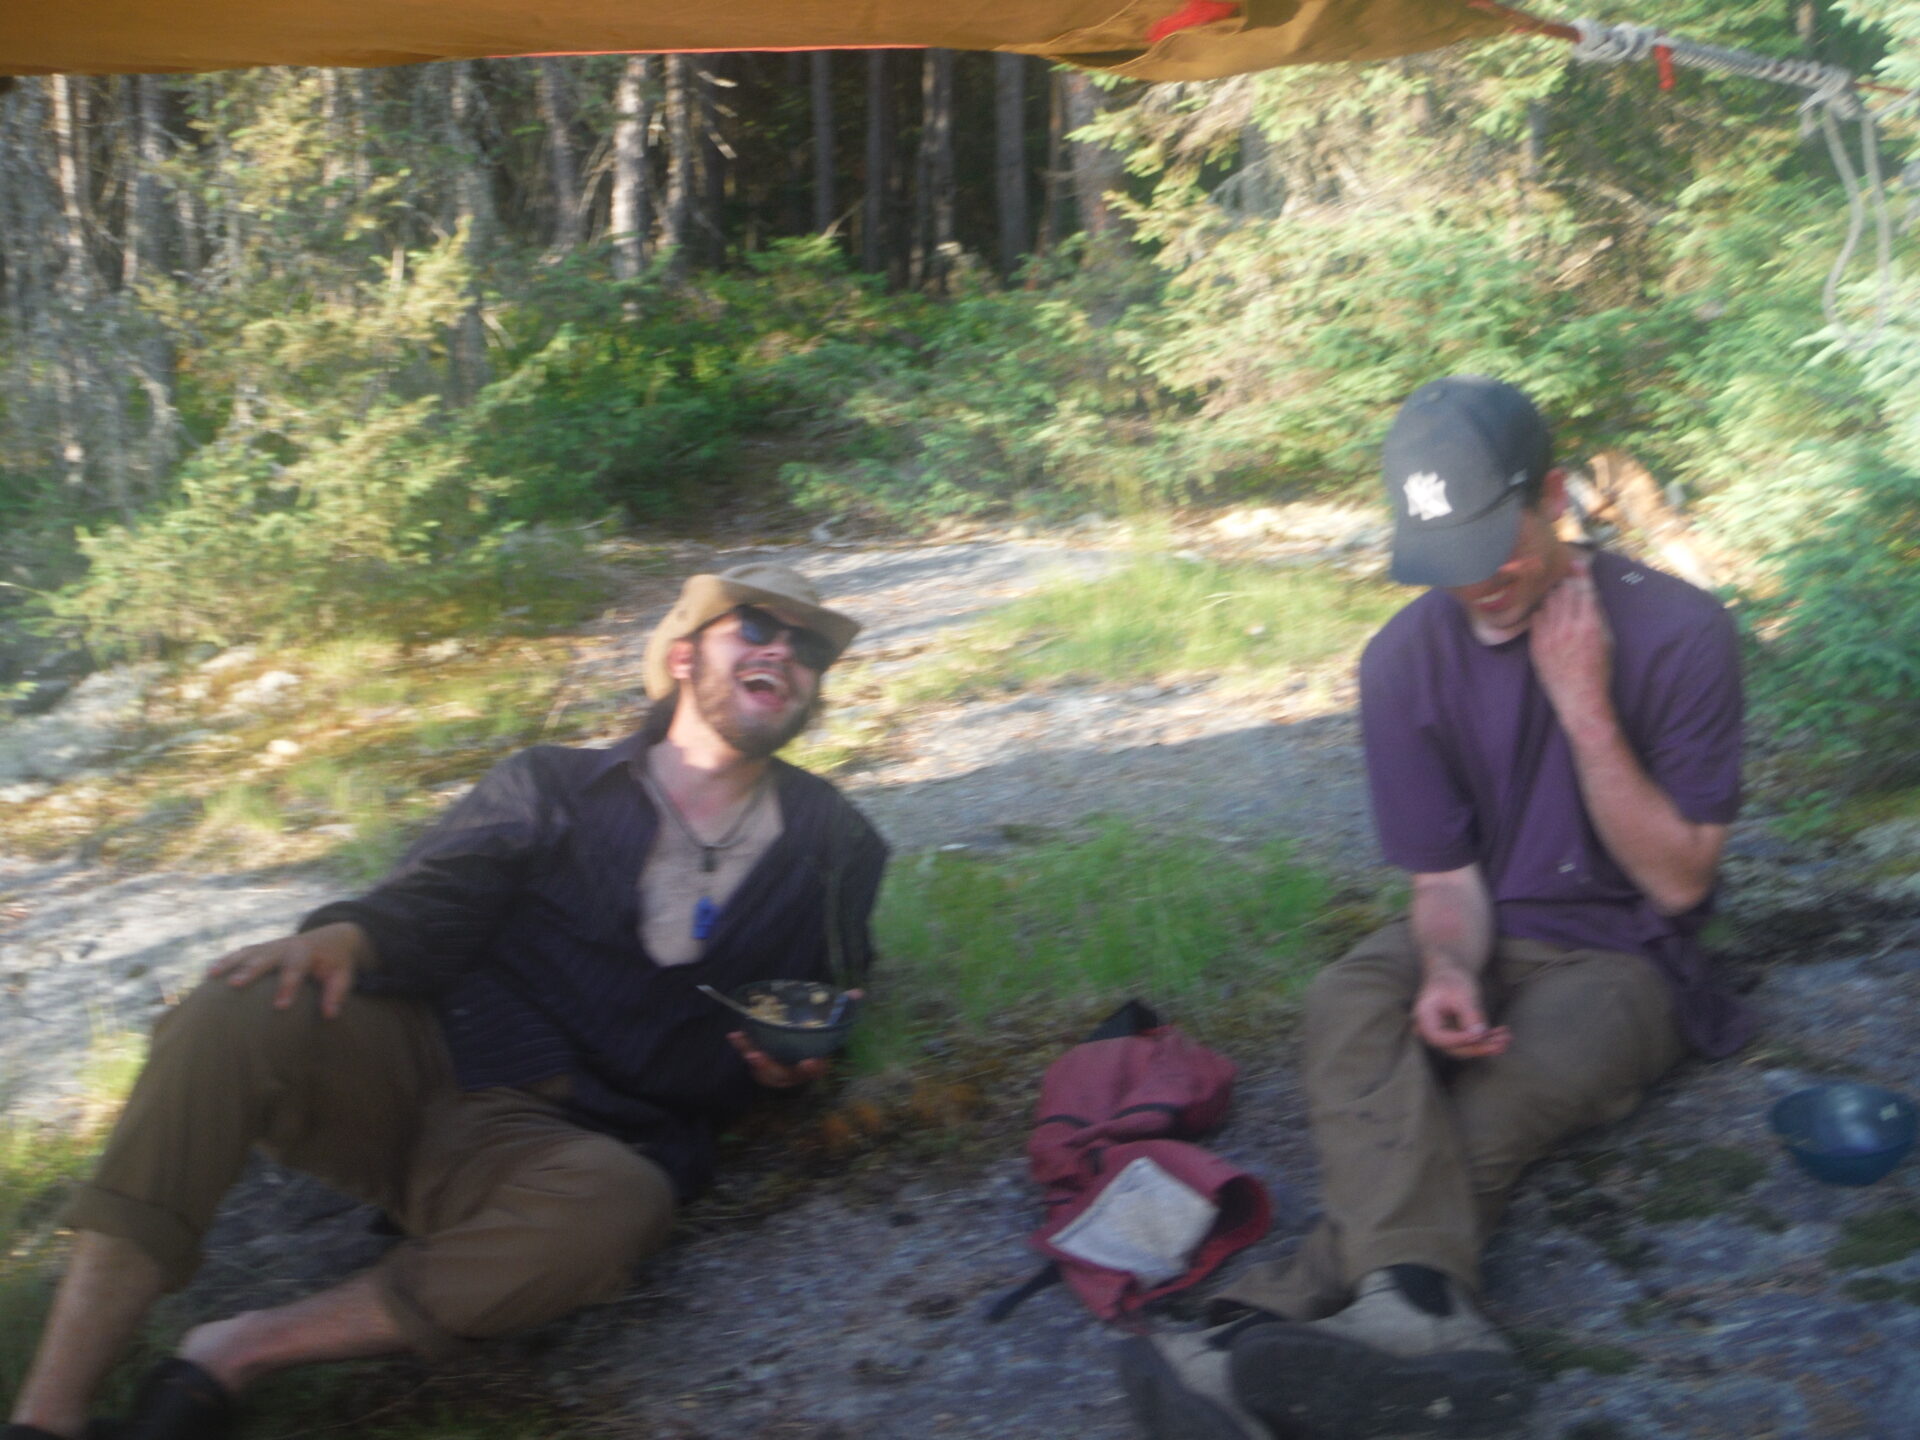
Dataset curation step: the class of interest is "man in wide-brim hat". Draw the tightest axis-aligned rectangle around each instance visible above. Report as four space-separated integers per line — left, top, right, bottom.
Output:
9 564 886 1440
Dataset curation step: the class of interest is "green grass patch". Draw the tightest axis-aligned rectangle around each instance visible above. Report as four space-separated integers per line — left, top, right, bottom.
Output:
1840 1276 1920 1305
1 1033 147 1406
851 817 1330 1073
891 557 1399 703
1640 1146 1768 1223
0 631 626 877
1509 1326 1643 1380
1827 1208 1920 1270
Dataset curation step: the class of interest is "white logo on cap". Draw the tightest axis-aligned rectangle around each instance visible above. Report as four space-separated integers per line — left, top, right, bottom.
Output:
1404 472 1452 521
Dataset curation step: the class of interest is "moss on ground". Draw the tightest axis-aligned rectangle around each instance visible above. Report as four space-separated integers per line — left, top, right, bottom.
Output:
1840 1276 1920 1305
1827 1208 1920 1270
1510 1326 1643 1380
1639 1146 1768 1223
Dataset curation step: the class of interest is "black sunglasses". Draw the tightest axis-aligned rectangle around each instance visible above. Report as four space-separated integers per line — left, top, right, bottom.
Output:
729 605 837 672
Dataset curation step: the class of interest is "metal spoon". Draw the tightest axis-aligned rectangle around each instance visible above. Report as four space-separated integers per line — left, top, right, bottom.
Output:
696 983 760 1021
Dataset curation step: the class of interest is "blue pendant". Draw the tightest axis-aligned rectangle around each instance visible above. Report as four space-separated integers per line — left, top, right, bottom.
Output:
692 896 719 941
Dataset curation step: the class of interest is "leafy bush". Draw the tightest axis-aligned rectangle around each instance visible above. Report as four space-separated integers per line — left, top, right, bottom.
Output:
470 239 900 524
54 240 891 649
777 249 1186 525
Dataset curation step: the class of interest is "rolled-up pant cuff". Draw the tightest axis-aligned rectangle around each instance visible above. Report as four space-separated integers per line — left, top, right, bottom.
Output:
60 1183 203 1293
369 1265 473 1365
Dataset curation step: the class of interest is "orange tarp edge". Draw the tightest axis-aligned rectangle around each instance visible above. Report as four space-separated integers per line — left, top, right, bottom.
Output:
0 0 1514 80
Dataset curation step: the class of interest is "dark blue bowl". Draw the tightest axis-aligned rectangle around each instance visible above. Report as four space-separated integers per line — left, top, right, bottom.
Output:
1769 1083 1918 1187
732 979 858 1067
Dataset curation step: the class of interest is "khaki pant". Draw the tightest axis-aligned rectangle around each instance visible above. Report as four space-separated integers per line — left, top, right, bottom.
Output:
64 978 675 1359
1219 923 1684 1321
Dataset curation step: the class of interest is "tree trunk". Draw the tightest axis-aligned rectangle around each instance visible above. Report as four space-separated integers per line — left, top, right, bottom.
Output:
612 54 653 280
447 62 496 254
122 75 167 287
535 58 585 253
123 74 181 486
1 83 65 486
446 62 494 401
994 53 1029 276
48 76 94 302
204 76 245 281
698 56 729 264
861 50 895 278
811 51 836 234
47 75 96 496
1034 70 1066 264
662 55 696 272
914 48 955 291
174 80 206 277
319 68 348 194
1061 71 1125 240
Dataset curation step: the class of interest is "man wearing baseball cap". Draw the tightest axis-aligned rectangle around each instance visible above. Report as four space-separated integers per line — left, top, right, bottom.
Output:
1121 377 1746 1439
10 564 886 1440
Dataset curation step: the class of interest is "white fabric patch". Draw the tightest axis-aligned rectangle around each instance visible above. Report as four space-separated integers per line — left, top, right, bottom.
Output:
1404 472 1452 521
1049 1156 1218 1287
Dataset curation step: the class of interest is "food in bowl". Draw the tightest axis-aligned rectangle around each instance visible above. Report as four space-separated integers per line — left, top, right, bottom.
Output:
731 979 858 1065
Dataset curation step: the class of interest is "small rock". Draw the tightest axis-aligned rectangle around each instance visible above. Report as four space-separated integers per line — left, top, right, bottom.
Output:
228 670 302 709
263 738 302 759
1857 819 1920 863
199 646 258 674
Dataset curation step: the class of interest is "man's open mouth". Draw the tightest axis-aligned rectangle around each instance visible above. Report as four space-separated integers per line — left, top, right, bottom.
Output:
738 668 788 703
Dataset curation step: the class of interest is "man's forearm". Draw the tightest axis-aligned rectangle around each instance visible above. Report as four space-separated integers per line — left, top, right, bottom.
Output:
1410 866 1495 979
1560 711 1724 915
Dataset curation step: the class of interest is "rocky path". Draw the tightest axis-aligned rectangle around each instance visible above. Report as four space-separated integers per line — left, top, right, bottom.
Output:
6 521 1920 1439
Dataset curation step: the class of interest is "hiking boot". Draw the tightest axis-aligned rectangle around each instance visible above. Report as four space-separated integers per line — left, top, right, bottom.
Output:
1228 1266 1535 1438
1117 1320 1277 1440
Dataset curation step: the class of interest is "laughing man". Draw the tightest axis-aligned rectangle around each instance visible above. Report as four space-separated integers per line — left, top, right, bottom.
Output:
8 563 886 1440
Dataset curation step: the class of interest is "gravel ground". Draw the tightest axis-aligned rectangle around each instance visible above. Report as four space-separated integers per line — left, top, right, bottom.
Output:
6 518 1920 1440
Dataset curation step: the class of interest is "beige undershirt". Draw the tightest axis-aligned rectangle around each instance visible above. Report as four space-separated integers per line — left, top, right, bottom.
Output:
639 787 785 966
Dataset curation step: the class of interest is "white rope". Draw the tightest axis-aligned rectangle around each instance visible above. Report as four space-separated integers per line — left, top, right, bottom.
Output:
1568 16 1899 350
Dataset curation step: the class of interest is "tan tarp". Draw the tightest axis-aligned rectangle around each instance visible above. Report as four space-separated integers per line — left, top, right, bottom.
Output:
0 0 1515 80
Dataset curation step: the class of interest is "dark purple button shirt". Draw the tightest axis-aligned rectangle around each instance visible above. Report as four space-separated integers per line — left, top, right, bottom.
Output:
303 731 888 1196
1359 548 1748 1056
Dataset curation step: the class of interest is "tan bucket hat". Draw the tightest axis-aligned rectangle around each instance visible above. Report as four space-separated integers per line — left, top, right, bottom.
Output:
642 562 861 699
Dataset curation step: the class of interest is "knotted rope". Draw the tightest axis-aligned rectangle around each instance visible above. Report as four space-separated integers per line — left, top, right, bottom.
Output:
1470 1 1912 352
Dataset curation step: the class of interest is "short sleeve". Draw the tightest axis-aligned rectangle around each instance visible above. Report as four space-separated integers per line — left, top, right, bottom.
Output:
1636 605 1744 826
1359 622 1480 875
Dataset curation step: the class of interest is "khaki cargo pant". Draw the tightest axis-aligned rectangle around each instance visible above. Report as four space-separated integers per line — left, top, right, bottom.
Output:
63 978 675 1359
1218 922 1684 1320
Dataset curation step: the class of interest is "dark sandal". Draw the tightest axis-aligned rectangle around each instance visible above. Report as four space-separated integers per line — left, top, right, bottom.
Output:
117 1359 235 1440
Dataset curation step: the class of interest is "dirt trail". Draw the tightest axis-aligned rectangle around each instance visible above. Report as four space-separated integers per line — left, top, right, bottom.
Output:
5 523 1920 1439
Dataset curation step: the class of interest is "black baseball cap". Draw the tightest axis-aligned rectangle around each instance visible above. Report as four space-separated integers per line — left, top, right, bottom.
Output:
1383 376 1553 587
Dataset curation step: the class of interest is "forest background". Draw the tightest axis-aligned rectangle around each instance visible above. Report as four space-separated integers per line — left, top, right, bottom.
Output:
0 0 1917 782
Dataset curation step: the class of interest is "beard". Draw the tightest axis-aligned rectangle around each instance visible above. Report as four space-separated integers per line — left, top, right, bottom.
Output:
689 645 819 759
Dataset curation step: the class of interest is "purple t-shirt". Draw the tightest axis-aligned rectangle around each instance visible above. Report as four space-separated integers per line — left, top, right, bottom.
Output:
1359 548 1748 1056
